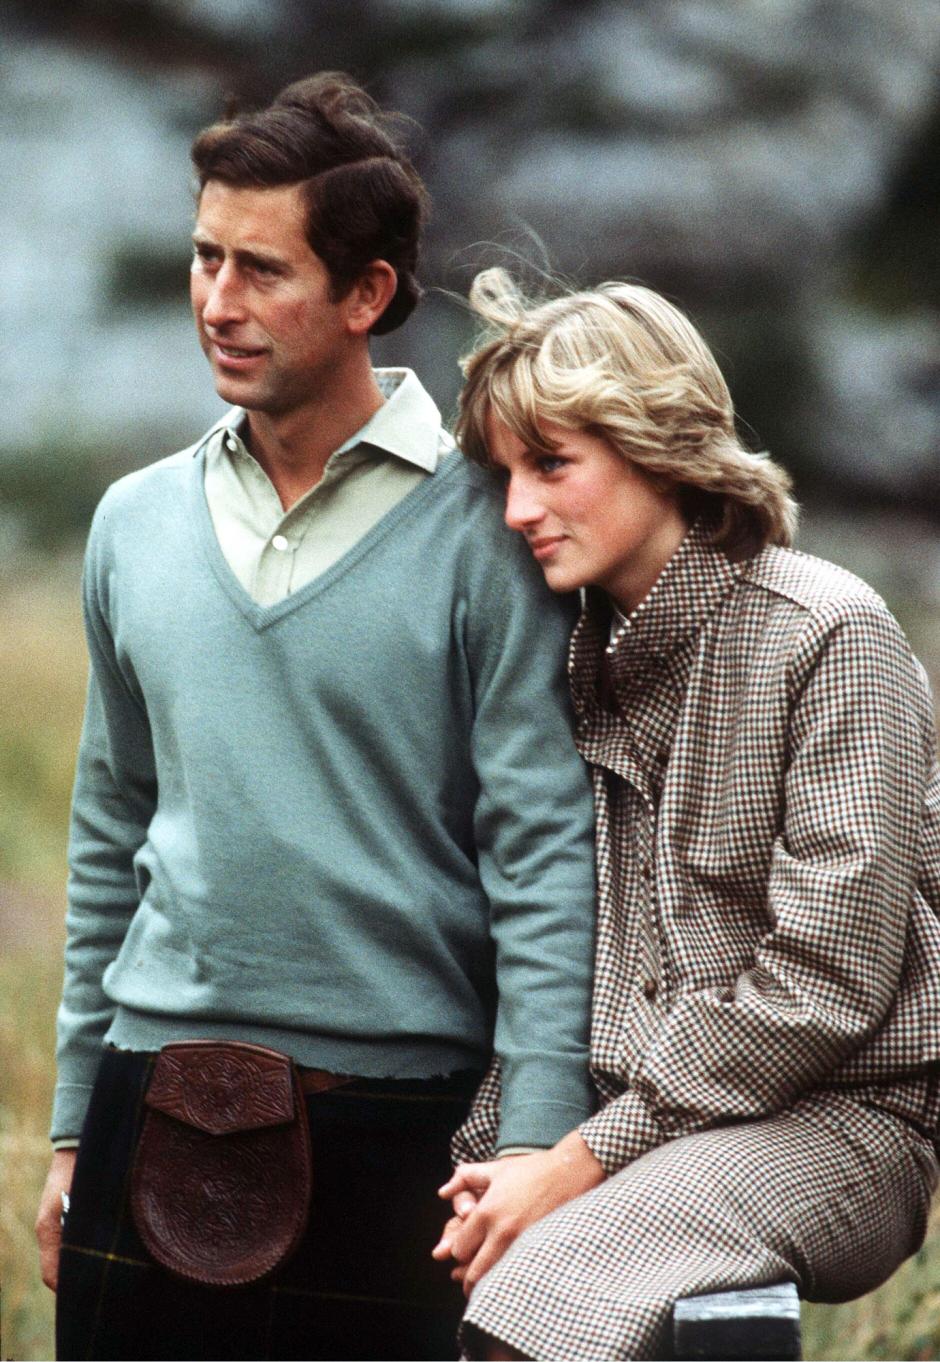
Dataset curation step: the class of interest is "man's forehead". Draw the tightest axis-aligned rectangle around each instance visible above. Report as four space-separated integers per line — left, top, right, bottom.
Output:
194 179 311 251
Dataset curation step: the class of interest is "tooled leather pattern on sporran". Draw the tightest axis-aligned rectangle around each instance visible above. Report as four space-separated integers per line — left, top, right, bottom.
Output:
130 1041 312 1287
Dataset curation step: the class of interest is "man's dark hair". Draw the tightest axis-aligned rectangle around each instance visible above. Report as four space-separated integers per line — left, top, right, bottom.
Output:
191 73 429 335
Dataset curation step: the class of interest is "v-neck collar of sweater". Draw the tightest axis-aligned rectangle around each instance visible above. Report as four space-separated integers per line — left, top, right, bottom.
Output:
188 440 459 632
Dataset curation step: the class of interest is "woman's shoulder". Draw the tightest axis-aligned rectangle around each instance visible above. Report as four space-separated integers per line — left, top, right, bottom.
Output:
719 544 931 724
733 543 931 707
741 542 892 631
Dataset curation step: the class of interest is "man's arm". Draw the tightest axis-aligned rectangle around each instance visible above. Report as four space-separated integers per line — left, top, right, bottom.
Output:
40 508 157 1285
51 516 158 1140
459 496 597 1152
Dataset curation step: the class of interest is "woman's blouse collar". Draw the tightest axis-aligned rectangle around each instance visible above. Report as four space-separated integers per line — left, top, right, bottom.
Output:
568 518 752 720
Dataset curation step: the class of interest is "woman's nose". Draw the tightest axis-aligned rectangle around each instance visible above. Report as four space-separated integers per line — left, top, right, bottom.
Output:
504 476 545 530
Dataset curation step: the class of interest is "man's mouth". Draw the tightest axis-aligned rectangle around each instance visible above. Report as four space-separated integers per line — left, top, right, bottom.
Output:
210 341 266 370
214 343 264 358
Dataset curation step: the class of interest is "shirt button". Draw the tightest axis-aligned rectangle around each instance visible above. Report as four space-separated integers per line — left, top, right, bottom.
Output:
642 977 658 999
271 534 291 553
225 433 238 452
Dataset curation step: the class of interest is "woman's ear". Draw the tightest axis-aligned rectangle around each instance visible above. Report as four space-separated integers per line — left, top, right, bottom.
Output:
343 260 398 335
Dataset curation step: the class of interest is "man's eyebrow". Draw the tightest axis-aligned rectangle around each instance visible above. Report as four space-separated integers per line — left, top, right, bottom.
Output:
190 234 287 269
236 247 288 270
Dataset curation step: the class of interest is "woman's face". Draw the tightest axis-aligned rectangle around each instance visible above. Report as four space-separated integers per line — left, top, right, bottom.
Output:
486 412 688 613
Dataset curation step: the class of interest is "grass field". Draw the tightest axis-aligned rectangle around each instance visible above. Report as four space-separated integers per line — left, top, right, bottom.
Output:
1 527 938 1361
0 553 86 1361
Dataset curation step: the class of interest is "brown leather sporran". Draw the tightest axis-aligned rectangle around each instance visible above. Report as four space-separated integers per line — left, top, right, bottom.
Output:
130 1040 311 1287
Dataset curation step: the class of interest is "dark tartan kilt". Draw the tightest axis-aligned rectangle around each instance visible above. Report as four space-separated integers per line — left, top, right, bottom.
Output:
57 1046 479 1362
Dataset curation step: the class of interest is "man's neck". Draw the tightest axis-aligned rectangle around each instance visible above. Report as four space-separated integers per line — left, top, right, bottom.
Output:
245 359 386 511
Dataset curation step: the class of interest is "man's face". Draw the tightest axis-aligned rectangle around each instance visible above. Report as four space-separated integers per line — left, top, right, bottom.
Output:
191 180 351 416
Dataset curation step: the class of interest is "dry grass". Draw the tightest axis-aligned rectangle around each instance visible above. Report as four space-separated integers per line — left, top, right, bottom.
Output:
0 533 938 1361
0 554 83 1359
0 951 61 1362
0 552 87 904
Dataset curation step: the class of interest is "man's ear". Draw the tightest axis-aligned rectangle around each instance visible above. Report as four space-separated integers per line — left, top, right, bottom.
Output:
344 260 398 335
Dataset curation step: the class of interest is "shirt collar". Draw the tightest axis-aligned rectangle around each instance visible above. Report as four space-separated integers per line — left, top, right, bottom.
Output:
203 367 444 475
334 368 443 472
569 518 750 719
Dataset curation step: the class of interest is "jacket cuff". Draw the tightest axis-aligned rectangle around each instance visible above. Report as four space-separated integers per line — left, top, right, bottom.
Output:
578 1087 665 1175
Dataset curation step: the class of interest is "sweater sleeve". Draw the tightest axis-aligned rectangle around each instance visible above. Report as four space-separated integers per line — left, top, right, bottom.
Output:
461 511 597 1151
580 602 933 1174
51 510 158 1140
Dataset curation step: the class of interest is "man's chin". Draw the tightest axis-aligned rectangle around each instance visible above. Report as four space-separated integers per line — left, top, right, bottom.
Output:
211 372 262 408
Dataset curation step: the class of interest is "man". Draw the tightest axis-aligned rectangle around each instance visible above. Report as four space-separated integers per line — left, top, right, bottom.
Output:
35 73 596 1362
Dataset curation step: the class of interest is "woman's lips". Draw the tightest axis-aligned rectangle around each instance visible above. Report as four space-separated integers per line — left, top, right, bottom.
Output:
529 536 565 561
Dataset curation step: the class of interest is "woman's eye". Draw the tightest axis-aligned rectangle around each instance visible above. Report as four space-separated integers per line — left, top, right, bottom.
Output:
536 455 567 474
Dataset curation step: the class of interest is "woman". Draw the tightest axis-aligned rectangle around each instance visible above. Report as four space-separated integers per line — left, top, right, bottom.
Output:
433 269 940 1360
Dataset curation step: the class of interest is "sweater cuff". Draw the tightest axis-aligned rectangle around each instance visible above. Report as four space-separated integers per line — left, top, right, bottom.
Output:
578 1087 665 1176
50 1083 94 1144
498 1097 593 1150
496 1052 595 1149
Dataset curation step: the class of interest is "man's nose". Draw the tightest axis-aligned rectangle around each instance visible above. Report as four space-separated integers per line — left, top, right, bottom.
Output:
504 476 544 531
201 264 247 329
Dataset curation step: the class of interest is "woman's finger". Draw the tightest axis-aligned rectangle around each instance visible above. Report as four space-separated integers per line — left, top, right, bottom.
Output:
438 1161 495 1200
447 1207 489 1265
431 1214 464 1260
453 1190 479 1219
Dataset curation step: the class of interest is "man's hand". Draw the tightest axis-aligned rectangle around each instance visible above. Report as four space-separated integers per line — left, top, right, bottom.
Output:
36 1149 77 1292
432 1131 605 1296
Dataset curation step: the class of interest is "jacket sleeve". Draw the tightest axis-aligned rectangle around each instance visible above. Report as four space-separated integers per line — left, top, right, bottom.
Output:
580 601 934 1174
451 1058 503 1164
51 510 157 1140
459 503 597 1152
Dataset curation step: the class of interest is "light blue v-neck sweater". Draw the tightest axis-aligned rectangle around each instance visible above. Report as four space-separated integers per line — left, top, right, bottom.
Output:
53 442 597 1148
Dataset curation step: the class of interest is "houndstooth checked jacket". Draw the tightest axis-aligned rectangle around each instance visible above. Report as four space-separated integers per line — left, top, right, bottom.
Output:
455 521 940 1174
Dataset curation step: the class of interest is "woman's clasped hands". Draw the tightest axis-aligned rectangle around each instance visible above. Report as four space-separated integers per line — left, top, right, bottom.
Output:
433 1131 606 1296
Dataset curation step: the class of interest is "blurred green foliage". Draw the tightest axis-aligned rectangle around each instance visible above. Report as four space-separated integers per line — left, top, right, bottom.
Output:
106 242 192 310
0 445 126 550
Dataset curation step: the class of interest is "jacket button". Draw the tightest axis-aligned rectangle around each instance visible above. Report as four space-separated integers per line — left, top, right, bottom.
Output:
642 977 658 999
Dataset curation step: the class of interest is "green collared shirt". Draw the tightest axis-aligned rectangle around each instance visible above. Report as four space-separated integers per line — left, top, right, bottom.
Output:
203 368 451 606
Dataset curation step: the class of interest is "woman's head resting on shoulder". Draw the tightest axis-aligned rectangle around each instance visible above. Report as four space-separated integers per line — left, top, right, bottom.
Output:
456 268 798 613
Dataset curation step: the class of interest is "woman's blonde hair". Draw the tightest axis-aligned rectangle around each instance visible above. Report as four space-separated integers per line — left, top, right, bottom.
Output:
457 268 797 551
